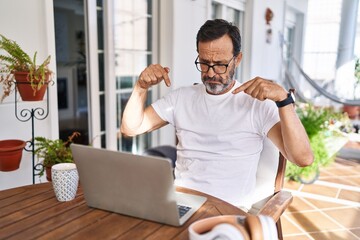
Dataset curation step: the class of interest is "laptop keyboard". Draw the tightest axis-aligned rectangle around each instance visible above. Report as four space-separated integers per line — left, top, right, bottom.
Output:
177 205 191 218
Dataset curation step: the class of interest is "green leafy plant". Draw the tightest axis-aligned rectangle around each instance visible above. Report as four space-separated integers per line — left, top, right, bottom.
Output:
355 58 360 82
34 132 80 177
354 57 360 99
286 104 350 183
0 34 52 102
286 132 329 183
296 104 331 138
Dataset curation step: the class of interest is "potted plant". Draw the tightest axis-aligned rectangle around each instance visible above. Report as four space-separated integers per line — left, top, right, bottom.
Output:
0 139 26 171
34 132 80 181
286 104 351 184
343 58 360 119
0 34 52 102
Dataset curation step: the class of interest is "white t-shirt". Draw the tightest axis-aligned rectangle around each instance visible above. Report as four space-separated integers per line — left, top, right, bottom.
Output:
151 81 280 210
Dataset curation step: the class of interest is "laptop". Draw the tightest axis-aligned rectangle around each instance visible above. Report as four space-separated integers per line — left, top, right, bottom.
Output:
70 144 207 227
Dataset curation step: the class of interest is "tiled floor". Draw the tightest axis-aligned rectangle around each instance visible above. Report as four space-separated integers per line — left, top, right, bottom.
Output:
282 141 360 240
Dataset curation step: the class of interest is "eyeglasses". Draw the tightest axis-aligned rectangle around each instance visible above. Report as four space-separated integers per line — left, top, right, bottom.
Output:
194 56 235 74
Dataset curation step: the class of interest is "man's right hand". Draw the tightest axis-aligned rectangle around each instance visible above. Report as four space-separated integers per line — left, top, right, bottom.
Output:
137 64 171 89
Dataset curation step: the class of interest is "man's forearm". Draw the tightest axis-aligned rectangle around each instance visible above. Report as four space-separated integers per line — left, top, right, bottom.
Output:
279 105 313 167
120 83 148 136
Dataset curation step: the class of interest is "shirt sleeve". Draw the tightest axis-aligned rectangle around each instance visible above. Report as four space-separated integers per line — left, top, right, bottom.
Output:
151 88 181 126
255 99 280 136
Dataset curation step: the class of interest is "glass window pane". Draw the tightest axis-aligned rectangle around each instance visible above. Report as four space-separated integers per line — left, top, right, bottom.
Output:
134 54 151 74
100 94 105 131
284 26 295 69
101 134 106 148
114 53 150 90
113 0 153 153
114 1 151 51
117 0 132 12
147 0 152 15
133 17 150 50
119 76 133 89
226 8 240 27
117 93 124 129
97 9 104 50
212 2 221 19
98 52 104 91
115 52 134 89
114 12 134 50
134 0 149 14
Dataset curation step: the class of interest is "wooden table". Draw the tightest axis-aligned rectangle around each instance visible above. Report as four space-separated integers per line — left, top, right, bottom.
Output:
0 183 246 240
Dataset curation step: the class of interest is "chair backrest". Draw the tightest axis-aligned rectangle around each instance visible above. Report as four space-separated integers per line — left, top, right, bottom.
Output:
143 145 177 168
250 138 287 213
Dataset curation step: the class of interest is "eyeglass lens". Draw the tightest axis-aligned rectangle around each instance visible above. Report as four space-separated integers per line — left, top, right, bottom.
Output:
196 63 228 74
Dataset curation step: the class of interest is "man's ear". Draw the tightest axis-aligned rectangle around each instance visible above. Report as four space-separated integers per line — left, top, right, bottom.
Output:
235 52 243 67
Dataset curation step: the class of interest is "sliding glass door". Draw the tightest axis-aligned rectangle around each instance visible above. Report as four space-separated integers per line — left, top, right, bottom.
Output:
83 0 157 152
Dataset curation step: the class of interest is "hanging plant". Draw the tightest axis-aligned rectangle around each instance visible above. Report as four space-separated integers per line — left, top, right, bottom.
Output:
0 34 52 102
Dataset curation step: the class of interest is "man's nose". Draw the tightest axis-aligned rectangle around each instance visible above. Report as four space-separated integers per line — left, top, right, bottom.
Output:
207 67 216 78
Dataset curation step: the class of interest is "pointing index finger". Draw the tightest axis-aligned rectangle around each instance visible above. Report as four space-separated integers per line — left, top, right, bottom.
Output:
163 67 171 87
232 81 251 94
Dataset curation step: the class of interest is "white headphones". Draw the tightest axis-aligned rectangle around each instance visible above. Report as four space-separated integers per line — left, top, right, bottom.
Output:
188 215 278 240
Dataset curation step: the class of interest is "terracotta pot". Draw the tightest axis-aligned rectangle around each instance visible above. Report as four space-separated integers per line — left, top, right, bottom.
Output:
14 71 49 101
45 166 52 182
0 139 26 171
343 105 360 119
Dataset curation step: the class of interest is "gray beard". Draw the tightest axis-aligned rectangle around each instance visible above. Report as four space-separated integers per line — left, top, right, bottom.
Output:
202 68 235 95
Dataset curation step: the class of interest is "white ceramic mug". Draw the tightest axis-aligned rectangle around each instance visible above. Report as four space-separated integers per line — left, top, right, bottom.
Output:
51 163 79 201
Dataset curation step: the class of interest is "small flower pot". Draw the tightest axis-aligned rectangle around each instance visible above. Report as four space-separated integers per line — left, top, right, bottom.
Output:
0 139 26 171
14 72 49 101
296 168 320 184
343 105 360 119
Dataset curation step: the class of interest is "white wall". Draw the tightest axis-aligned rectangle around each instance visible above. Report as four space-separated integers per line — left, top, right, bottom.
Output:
0 0 57 189
287 0 308 11
247 0 285 81
172 0 208 89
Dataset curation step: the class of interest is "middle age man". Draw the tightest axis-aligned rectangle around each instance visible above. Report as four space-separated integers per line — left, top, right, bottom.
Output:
121 19 313 211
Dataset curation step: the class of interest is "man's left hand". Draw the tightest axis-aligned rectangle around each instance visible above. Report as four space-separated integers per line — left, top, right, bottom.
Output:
232 77 288 102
